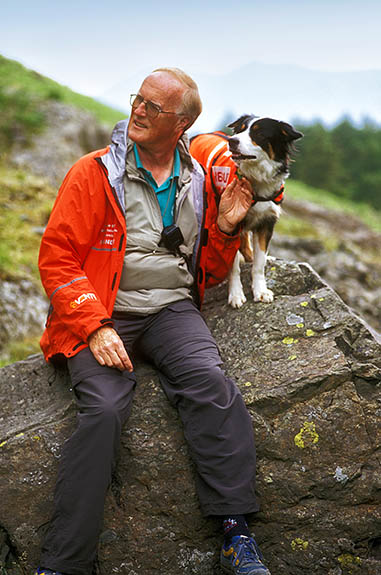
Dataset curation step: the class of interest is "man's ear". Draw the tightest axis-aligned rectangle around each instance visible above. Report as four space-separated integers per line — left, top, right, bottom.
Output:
179 115 192 131
177 115 193 134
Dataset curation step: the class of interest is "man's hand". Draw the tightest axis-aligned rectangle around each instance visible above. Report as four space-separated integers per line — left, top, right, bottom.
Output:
217 177 253 234
88 326 133 372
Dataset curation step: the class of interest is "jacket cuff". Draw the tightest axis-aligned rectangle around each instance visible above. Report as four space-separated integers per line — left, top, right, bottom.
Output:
214 222 241 240
82 317 114 342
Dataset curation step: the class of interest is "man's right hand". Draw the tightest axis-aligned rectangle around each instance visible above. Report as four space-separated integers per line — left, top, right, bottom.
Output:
88 326 133 372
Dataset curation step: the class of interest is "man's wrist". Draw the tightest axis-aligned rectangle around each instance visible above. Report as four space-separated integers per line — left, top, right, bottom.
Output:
217 217 239 236
88 324 114 342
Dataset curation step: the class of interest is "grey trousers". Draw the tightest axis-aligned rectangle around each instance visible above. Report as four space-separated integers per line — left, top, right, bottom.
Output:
40 300 258 575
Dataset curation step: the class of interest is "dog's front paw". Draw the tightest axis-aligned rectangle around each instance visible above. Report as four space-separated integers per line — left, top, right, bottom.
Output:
253 287 274 303
228 288 247 308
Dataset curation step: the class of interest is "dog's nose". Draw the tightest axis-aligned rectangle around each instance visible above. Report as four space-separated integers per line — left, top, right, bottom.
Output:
228 137 239 152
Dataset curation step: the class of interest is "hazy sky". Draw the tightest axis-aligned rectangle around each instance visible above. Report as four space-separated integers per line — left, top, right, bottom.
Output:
1 0 380 101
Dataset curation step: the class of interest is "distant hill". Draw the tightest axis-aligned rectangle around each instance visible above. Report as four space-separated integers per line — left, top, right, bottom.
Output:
99 61 381 133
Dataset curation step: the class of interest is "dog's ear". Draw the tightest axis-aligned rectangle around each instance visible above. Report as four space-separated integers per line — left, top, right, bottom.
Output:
280 122 303 141
227 114 255 134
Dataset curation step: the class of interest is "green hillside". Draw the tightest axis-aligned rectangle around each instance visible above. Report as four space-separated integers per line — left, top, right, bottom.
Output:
285 180 381 233
0 53 126 149
0 165 56 281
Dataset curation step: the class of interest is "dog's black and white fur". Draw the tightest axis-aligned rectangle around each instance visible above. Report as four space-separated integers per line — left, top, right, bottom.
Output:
227 114 303 308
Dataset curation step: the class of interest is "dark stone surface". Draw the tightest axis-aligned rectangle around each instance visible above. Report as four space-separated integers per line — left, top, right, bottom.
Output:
1 260 380 575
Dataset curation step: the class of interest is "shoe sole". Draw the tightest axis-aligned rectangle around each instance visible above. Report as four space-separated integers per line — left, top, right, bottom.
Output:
220 564 271 575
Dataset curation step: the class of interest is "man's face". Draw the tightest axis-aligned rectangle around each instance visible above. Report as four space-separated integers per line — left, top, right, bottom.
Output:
128 72 189 152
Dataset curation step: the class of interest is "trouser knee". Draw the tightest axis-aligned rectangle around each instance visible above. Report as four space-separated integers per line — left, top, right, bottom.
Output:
78 370 135 434
78 388 134 433
198 364 240 407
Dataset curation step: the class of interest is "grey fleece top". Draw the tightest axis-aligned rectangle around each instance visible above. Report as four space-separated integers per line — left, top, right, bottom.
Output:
113 137 199 315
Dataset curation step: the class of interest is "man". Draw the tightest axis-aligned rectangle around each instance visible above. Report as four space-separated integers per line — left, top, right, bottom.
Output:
36 68 271 575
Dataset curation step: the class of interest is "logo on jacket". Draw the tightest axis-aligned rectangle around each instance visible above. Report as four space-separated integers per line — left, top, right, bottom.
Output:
211 166 231 188
70 292 97 309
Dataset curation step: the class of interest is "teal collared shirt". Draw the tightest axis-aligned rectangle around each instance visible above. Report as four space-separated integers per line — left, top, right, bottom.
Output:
134 144 180 227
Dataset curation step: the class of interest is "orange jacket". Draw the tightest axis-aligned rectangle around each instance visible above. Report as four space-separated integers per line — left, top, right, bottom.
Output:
39 121 240 363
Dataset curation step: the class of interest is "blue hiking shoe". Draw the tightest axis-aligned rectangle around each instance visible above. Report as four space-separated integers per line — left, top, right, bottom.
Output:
220 535 271 574
35 568 67 575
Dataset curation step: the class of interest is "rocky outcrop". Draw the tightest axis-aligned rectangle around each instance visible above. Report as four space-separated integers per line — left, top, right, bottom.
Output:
1 259 380 575
271 234 381 338
273 196 381 335
11 101 112 187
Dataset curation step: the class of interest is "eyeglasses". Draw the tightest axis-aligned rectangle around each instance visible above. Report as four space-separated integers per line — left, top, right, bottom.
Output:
130 94 184 119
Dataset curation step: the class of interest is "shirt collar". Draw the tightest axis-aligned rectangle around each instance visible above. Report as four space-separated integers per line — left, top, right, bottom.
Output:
133 144 180 179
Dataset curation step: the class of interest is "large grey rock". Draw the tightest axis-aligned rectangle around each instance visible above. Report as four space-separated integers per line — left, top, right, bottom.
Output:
1 260 380 575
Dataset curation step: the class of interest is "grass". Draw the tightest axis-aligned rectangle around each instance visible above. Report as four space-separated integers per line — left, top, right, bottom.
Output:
275 212 339 251
0 164 57 282
0 335 42 368
285 179 381 233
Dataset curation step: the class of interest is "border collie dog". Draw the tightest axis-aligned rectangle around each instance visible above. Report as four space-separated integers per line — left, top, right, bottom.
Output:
227 114 303 307
191 115 303 308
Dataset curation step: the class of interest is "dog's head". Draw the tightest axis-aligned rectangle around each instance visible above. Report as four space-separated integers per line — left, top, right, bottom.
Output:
228 115 303 175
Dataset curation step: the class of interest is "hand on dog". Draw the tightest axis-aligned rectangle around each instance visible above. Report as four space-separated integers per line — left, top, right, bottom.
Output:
88 326 133 372
217 177 253 234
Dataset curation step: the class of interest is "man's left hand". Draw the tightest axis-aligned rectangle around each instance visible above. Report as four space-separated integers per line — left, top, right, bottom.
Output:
217 177 253 234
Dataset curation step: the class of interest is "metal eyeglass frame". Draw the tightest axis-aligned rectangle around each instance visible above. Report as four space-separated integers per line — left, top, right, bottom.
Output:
130 94 185 119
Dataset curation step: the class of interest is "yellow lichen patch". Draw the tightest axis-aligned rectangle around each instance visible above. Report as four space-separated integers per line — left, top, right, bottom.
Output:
300 301 309 307
282 336 298 345
15 433 24 438
244 382 252 387
271 266 276 271
294 421 319 449
33 435 41 441
288 355 297 361
319 297 325 301
338 554 362 568
291 538 309 551
296 323 304 328
0 440 7 448
305 329 316 337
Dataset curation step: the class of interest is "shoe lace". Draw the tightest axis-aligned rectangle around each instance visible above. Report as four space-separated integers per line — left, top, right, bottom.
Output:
241 537 264 565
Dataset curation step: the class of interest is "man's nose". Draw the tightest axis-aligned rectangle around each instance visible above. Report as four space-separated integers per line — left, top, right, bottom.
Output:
134 101 147 115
